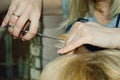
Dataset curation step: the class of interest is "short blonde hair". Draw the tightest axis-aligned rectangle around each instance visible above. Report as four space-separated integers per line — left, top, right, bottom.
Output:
39 49 120 80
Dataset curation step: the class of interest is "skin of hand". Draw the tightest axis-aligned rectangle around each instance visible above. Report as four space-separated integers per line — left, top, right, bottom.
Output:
57 22 120 54
1 0 42 40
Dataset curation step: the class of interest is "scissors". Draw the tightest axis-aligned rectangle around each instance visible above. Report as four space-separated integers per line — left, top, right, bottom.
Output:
0 18 88 40
0 24 61 40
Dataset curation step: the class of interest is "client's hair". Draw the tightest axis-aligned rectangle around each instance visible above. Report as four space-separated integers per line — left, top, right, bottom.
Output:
39 34 120 80
39 49 120 80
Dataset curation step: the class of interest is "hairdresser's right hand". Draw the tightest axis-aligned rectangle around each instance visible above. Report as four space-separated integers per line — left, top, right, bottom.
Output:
1 0 42 40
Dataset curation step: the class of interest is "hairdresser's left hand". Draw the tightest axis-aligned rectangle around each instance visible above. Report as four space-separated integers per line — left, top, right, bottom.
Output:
57 22 119 54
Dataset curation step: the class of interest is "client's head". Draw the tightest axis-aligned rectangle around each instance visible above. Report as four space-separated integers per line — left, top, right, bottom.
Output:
39 49 120 80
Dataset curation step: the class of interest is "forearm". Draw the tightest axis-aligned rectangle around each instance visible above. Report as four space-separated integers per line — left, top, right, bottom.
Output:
43 0 63 15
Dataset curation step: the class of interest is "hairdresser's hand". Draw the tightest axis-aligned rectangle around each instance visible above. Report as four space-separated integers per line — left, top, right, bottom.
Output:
57 22 117 54
1 0 42 40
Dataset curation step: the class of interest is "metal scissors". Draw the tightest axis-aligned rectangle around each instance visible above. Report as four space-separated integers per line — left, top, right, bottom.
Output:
0 18 88 40
0 24 61 40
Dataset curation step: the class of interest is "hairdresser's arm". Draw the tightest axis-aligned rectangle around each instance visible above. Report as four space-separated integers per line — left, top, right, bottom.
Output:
57 22 120 54
1 0 62 40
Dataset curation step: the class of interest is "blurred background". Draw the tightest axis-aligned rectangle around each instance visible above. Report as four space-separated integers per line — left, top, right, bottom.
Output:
0 0 64 80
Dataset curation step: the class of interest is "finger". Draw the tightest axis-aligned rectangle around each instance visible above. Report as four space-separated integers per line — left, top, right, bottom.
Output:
57 38 86 54
12 6 32 37
22 12 40 40
1 0 20 27
8 0 29 26
65 22 81 45
1 6 16 27
65 30 79 45
19 21 30 38
9 6 24 26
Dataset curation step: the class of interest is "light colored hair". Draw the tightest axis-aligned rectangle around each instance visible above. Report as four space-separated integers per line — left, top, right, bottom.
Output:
61 0 120 28
39 49 120 80
110 0 120 17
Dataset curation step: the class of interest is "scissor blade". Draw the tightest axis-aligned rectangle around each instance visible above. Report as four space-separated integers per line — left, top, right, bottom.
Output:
21 30 62 40
37 32 62 40
0 24 62 40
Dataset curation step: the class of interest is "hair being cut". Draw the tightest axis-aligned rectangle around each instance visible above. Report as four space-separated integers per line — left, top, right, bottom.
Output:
39 48 120 80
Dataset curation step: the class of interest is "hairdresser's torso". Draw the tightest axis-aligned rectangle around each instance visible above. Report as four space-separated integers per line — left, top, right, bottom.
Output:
89 0 120 27
85 14 120 28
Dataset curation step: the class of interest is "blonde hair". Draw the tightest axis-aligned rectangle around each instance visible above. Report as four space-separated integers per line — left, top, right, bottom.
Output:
110 0 120 17
61 0 120 28
40 25 120 80
39 49 120 80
